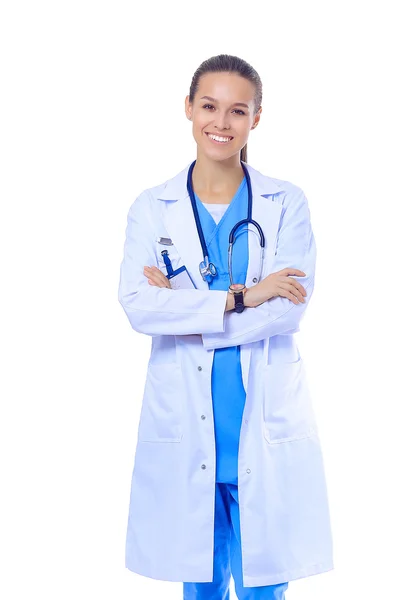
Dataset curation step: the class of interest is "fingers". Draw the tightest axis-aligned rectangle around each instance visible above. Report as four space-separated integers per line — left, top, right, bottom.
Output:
144 266 164 284
280 276 307 299
278 279 306 304
277 286 302 304
274 269 307 303
279 268 306 277
143 266 171 289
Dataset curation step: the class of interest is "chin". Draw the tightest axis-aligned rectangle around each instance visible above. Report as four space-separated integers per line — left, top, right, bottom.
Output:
199 145 238 161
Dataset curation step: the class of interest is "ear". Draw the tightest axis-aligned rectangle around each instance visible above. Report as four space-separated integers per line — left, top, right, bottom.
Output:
185 95 192 120
251 106 262 129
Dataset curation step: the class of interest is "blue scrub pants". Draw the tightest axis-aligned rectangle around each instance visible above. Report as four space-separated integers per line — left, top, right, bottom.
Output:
183 483 288 599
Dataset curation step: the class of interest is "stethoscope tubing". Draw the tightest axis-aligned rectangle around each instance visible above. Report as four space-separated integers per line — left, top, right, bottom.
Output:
186 159 265 283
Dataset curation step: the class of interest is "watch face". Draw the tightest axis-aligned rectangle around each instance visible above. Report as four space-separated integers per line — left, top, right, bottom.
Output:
229 283 246 293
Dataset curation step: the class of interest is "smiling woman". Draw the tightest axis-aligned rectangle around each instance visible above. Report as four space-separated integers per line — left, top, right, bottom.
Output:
118 53 334 600
186 64 261 171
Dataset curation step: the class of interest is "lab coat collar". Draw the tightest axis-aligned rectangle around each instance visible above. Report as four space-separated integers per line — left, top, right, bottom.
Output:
157 161 286 201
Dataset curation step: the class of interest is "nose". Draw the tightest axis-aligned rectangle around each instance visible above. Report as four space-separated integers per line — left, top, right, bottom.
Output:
213 113 230 131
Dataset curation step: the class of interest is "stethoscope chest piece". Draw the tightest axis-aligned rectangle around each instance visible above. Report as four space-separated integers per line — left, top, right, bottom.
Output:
199 256 217 282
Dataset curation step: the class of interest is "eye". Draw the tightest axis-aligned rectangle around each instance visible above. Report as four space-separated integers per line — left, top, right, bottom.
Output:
202 104 246 116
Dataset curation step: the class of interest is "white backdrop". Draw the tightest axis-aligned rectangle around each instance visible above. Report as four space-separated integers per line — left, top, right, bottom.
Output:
1 1 396 599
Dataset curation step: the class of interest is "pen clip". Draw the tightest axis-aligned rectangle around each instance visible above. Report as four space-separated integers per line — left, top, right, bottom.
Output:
156 237 173 246
161 249 174 277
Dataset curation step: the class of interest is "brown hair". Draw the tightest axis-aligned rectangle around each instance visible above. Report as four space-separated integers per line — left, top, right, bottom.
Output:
188 54 262 163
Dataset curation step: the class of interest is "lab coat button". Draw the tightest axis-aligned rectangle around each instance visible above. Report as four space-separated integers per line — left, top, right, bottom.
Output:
252 277 258 283
197 366 202 371
245 419 248 424
246 468 251 474
201 464 206 470
201 415 206 420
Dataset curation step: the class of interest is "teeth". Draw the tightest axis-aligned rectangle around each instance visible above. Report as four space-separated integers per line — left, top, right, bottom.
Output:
208 134 232 143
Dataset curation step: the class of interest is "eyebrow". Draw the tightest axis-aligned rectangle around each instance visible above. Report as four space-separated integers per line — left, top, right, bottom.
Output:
200 95 249 109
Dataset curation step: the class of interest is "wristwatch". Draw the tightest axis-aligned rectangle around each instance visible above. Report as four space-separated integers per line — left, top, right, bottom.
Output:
228 283 247 313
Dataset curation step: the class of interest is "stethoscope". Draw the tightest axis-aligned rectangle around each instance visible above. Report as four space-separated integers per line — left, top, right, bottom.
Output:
186 159 265 284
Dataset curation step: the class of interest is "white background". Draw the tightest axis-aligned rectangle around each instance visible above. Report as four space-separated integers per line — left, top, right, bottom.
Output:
1 1 396 599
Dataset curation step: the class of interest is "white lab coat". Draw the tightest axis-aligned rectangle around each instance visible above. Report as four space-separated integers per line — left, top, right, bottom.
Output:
118 161 334 587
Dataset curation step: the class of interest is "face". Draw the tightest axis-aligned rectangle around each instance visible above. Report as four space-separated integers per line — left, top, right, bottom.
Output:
185 71 261 162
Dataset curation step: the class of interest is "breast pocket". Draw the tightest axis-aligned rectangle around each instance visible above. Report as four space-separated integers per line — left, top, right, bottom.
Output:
155 242 183 277
262 356 317 444
138 362 183 443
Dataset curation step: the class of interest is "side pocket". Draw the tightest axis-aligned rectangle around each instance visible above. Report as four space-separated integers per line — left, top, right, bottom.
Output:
262 356 317 444
138 362 183 443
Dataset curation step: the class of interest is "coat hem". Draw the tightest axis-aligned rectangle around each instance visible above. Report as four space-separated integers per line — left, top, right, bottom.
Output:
242 560 335 587
125 559 334 587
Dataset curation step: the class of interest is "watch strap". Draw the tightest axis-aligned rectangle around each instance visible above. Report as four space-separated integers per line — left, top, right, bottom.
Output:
234 290 245 313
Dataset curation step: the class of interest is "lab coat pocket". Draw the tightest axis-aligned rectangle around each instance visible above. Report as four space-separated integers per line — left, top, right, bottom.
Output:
262 356 317 444
138 362 183 443
155 243 183 276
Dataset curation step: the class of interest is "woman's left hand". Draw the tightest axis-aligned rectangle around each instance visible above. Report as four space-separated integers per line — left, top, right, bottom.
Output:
143 266 172 289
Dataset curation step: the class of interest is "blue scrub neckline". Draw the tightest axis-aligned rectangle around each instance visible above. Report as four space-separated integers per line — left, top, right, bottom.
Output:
194 175 247 234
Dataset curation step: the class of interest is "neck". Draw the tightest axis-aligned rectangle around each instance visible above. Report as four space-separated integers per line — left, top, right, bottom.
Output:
192 152 244 194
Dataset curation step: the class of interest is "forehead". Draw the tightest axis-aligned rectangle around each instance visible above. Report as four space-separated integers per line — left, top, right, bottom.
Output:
197 72 256 103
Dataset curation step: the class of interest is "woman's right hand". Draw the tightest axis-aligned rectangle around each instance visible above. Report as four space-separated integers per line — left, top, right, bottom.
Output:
244 268 307 308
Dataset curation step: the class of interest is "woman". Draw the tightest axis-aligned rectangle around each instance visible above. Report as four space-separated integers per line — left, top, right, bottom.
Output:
118 54 334 600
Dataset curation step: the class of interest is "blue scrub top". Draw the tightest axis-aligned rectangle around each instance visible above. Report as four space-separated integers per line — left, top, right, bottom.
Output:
195 176 249 485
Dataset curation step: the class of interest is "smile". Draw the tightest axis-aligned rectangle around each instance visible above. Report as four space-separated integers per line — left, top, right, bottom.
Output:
205 132 234 144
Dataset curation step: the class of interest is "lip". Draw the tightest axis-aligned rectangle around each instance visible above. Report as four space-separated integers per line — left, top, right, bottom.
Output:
205 132 234 140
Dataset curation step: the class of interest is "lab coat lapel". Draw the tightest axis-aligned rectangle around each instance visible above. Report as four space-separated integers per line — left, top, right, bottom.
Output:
158 164 209 291
244 163 284 285
241 163 285 390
